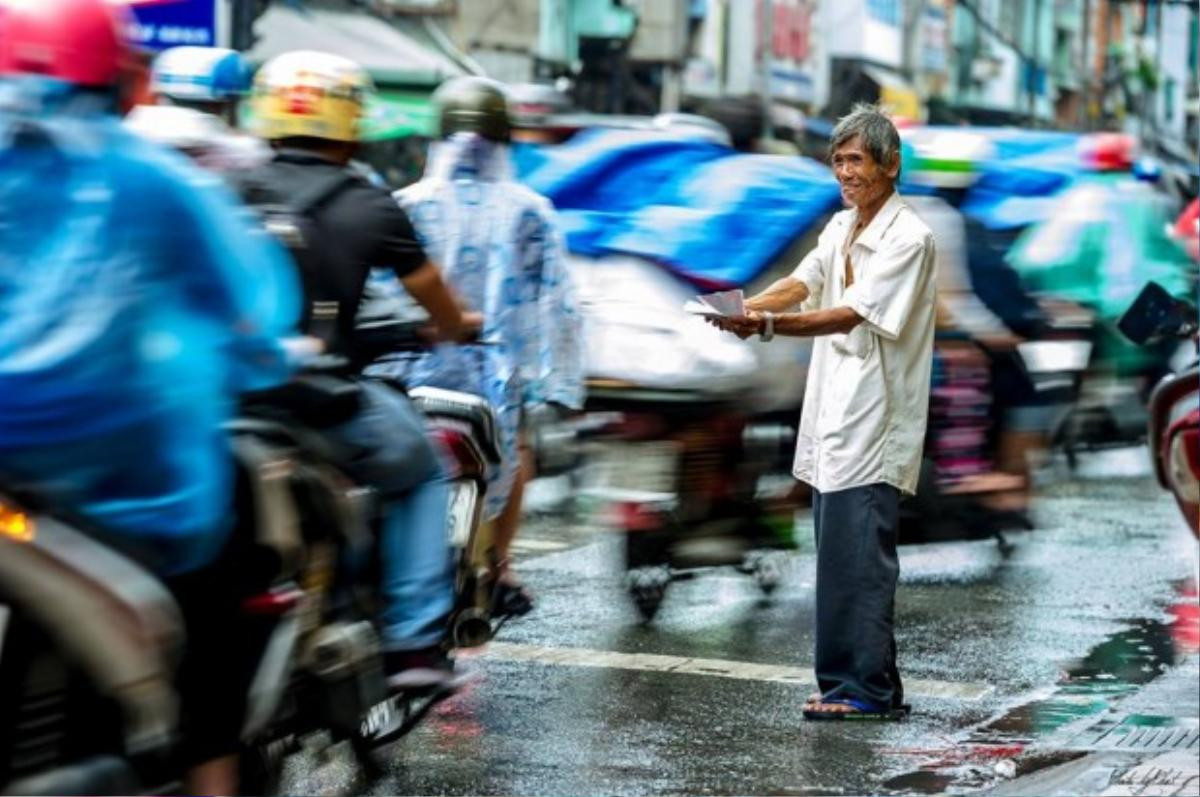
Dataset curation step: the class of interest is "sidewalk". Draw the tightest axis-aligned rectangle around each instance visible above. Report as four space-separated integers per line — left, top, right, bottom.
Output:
988 655 1199 797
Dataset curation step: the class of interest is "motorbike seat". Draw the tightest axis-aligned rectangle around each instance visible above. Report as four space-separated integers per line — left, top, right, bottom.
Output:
408 387 502 465
239 373 363 428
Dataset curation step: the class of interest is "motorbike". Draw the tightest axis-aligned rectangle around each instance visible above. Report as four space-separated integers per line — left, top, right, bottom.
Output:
0 327 504 795
562 255 805 621
1117 281 1199 537
903 318 1093 548
578 385 795 621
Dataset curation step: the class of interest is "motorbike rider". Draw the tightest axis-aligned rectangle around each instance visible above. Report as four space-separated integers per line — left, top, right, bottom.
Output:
0 1 300 792
125 45 269 172
904 142 1055 518
235 51 482 687
369 76 584 614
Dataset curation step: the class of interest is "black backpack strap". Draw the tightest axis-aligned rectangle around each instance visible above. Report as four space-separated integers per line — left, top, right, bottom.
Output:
290 170 358 216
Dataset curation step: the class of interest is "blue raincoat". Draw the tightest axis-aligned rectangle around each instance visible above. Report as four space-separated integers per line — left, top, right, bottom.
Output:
372 133 584 519
0 80 299 573
511 128 842 287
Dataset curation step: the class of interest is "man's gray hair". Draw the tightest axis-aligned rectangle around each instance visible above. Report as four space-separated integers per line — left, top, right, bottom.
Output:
830 103 901 175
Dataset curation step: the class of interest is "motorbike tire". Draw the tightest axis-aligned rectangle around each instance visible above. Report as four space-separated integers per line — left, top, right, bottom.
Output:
239 740 286 797
627 566 669 622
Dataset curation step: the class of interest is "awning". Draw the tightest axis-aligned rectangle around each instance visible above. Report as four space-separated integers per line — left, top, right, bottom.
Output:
862 65 922 122
363 89 437 140
246 4 465 87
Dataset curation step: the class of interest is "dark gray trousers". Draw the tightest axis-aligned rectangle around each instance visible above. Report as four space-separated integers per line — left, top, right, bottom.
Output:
812 483 904 709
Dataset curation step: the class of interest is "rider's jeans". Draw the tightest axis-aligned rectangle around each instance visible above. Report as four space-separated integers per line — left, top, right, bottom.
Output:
324 380 454 651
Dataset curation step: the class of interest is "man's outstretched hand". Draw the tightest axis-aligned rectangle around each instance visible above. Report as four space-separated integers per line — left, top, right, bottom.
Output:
707 311 762 340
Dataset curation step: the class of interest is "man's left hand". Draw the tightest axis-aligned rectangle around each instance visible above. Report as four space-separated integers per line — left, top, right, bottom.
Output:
707 311 762 340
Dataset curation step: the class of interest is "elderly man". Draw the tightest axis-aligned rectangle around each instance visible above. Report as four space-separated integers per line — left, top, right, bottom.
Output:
713 104 936 720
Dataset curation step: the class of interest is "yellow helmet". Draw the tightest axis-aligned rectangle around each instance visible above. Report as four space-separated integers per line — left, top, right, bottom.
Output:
251 50 372 142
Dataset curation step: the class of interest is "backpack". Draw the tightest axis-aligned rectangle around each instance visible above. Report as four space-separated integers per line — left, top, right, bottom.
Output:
244 170 357 351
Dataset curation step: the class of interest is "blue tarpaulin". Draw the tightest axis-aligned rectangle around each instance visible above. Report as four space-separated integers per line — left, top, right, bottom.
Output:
513 129 842 287
961 130 1083 231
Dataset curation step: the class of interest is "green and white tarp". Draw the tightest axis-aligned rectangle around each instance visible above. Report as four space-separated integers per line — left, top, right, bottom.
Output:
362 90 436 140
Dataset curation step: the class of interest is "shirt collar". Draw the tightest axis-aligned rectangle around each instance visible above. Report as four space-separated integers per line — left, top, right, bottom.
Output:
272 148 343 167
848 190 905 252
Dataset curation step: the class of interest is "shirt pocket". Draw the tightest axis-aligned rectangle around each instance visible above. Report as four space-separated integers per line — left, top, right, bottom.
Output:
830 323 875 359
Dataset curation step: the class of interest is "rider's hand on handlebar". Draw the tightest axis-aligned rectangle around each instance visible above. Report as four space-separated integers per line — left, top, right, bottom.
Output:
419 311 484 344
457 311 484 343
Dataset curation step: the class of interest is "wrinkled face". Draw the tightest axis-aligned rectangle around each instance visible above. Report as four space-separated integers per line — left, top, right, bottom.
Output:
832 134 899 210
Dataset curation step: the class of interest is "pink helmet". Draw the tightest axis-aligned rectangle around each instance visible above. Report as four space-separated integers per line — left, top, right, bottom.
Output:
0 0 134 88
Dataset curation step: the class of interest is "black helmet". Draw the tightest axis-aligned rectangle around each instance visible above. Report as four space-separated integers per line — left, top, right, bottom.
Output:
434 76 511 142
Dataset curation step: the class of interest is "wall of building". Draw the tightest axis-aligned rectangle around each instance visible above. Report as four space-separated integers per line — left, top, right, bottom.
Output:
440 0 1193 142
446 0 540 81
1155 3 1193 147
826 0 902 68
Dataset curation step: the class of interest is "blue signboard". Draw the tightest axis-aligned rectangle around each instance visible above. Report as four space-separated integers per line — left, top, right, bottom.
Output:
866 0 899 26
127 0 220 51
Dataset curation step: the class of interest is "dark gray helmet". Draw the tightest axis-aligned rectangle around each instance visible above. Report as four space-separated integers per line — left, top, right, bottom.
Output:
434 76 511 142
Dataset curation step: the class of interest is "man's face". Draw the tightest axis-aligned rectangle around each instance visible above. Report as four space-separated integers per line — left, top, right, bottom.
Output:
831 134 899 210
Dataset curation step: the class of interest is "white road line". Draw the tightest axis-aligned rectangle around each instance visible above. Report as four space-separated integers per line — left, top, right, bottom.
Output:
473 641 995 701
509 538 572 553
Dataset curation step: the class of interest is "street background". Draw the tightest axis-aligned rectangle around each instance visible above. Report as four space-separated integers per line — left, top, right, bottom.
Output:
38 0 1200 794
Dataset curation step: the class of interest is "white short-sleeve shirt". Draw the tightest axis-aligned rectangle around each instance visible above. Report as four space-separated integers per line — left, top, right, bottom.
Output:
791 191 937 495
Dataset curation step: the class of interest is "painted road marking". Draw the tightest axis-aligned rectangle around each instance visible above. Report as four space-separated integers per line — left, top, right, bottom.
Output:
475 642 995 701
509 538 572 553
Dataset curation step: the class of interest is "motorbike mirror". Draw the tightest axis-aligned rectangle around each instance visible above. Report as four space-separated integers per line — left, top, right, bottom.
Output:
1117 282 1194 345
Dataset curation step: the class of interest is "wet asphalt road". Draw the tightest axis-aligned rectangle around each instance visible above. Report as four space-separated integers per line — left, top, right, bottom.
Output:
282 448 1199 796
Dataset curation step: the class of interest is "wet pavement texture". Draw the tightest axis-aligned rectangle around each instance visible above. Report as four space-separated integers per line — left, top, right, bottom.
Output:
282 449 1200 796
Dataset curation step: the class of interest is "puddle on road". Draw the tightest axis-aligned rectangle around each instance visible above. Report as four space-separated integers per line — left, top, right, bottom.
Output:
973 617 1177 744
882 617 1179 795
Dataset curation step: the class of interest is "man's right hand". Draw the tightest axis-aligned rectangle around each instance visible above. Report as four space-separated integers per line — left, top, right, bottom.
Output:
708 312 762 340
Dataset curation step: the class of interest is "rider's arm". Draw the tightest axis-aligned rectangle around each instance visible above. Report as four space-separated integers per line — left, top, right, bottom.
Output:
400 261 468 342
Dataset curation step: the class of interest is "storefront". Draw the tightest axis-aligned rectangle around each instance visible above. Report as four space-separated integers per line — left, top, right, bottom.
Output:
826 58 921 121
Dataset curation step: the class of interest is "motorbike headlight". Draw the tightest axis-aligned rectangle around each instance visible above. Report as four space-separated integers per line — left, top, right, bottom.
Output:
0 502 34 543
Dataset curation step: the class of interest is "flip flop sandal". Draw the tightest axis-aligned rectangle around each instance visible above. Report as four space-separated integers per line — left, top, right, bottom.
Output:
803 698 910 722
494 580 534 617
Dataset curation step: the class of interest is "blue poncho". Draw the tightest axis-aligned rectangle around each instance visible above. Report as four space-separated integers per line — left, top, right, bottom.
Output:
0 79 299 572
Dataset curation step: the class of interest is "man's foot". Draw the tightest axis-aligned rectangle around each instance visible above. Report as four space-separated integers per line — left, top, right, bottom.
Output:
803 698 911 721
384 645 461 692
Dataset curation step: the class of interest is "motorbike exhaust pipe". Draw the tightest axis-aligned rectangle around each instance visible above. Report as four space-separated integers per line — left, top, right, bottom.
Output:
451 608 493 649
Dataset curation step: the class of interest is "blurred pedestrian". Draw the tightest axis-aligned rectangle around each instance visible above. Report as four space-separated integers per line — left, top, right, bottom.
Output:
125 46 268 173
710 104 936 720
0 1 300 791
370 76 585 615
